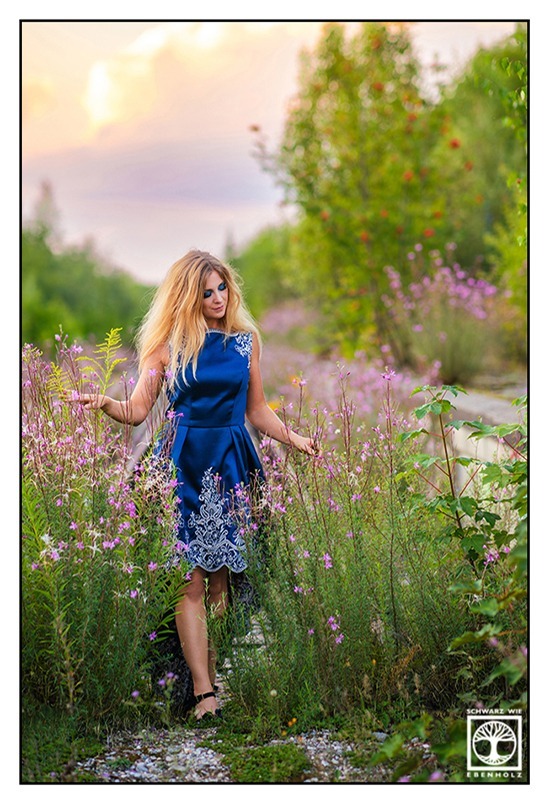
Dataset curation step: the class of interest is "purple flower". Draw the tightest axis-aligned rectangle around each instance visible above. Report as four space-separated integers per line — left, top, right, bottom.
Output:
428 771 445 782
131 690 140 699
323 553 333 569
148 562 158 571
148 631 157 641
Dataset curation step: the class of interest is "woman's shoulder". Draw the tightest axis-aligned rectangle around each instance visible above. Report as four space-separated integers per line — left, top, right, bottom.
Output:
150 341 170 366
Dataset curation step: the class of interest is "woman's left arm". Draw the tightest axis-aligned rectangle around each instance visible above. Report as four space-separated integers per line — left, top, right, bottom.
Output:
245 333 318 456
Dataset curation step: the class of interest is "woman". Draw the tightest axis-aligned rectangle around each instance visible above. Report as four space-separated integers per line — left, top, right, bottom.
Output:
77 249 317 720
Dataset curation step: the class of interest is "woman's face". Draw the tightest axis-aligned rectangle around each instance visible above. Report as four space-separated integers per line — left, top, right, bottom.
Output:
202 270 229 328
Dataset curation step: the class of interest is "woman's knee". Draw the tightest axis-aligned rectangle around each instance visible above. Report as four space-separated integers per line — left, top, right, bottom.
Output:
207 567 228 603
180 568 206 604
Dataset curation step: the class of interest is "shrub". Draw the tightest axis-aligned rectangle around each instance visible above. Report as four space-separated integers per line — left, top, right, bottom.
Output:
380 244 499 383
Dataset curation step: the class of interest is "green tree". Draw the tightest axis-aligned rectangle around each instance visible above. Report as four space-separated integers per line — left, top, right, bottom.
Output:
255 22 475 354
230 224 296 320
482 25 527 361
22 184 152 349
437 24 527 270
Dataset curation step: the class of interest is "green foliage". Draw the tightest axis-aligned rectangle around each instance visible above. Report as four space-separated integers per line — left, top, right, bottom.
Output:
482 27 528 361
247 23 527 363
22 216 152 350
436 24 527 267
229 225 297 319
225 376 475 724
21 705 105 783
222 742 310 783
253 23 483 352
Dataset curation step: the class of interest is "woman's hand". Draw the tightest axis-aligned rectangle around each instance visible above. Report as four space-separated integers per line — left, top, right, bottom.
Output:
290 433 321 457
73 392 108 411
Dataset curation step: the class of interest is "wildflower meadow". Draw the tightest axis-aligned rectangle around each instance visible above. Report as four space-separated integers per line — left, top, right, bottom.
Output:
22 325 527 782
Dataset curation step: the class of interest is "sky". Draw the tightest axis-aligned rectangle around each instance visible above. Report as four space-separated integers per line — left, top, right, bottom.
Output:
21 17 522 285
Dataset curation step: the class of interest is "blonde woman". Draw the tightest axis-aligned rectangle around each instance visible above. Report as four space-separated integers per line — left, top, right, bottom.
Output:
77 249 317 720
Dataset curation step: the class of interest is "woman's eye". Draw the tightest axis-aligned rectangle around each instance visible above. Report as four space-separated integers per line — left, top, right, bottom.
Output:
203 290 212 298
218 282 226 291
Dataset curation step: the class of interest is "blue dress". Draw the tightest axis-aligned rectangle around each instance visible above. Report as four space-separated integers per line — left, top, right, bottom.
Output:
163 329 265 574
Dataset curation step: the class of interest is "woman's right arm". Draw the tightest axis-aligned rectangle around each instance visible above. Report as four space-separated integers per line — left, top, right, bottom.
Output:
75 344 168 426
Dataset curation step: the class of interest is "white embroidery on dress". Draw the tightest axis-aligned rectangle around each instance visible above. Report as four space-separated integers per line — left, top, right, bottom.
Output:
187 467 247 572
234 332 252 368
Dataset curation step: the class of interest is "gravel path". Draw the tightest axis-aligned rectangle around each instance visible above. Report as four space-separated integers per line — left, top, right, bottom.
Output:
74 724 396 783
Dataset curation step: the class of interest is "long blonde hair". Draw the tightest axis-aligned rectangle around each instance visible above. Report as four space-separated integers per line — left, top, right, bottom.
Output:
136 249 260 387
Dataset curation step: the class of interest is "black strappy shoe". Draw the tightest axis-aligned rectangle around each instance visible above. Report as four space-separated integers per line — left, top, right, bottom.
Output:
194 690 222 722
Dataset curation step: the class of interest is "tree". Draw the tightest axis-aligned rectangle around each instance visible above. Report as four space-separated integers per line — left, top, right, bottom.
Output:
230 224 297 320
437 24 527 270
22 183 152 349
254 22 476 354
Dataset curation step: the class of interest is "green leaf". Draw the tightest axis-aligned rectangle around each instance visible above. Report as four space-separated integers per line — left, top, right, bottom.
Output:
441 384 467 397
460 533 486 554
413 398 454 419
470 597 499 617
410 454 441 469
449 623 502 649
398 428 429 443
410 384 437 397
369 733 405 764
483 656 526 687
449 577 483 595
474 510 501 527
459 497 477 516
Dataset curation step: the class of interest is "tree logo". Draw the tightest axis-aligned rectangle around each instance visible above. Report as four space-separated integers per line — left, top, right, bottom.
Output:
467 715 522 771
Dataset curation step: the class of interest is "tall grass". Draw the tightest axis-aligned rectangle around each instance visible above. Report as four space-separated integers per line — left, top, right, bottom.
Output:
224 371 476 730
21 332 188 727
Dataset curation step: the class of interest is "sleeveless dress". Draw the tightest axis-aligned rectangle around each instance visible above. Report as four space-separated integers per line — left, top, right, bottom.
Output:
163 329 265 573
150 329 266 715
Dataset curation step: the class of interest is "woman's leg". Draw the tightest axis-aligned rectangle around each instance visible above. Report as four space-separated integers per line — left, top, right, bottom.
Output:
174 566 226 717
205 566 229 686
174 568 214 714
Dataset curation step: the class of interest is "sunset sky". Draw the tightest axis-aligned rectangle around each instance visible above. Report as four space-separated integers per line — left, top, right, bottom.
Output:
22 18 521 284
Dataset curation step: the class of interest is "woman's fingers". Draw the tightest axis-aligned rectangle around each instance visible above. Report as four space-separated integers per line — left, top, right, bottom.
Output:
64 391 104 410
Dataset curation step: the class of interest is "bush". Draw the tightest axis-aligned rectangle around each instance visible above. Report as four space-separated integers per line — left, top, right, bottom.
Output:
380 244 500 383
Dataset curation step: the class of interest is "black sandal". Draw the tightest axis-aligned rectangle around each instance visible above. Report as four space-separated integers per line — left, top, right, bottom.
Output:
194 690 222 721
